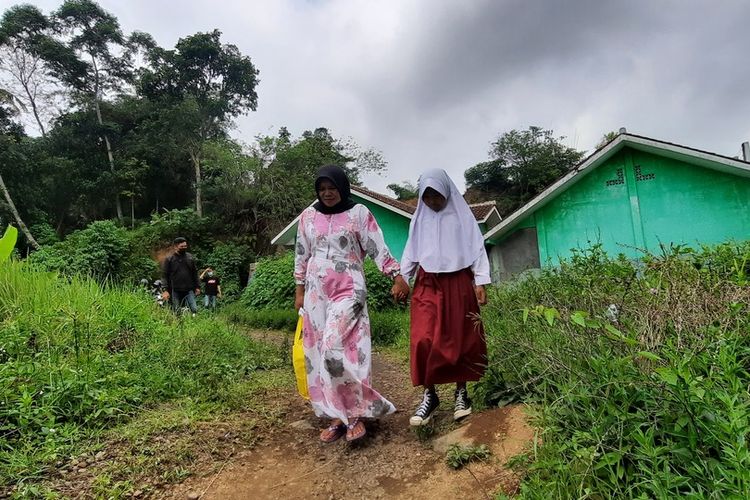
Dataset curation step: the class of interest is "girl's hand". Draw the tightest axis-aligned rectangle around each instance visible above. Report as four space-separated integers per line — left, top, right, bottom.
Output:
475 285 487 306
391 275 410 302
294 285 305 311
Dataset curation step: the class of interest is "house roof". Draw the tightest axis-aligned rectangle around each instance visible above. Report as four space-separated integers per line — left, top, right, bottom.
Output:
483 132 750 243
270 185 501 246
469 201 498 223
351 186 415 217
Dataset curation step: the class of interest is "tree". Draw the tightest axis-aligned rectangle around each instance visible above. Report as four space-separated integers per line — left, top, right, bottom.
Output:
50 0 133 220
0 4 60 137
138 29 259 217
596 131 619 149
387 181 417 201
0 93 39 248
464 126 584 216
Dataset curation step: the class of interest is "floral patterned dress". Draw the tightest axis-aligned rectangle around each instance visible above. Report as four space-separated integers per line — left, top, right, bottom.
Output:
294 204 400 424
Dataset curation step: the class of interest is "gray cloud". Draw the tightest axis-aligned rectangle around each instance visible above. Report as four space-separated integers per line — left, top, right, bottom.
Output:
9 0 750 192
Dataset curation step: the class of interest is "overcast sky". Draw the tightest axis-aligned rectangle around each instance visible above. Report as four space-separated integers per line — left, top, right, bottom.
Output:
6 0 750 193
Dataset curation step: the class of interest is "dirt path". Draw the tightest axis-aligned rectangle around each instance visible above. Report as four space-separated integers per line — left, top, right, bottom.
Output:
168 332 534 500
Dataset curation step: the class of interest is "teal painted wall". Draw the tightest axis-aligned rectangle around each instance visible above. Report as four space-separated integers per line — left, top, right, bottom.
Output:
355 197 411 260
521 147 750 265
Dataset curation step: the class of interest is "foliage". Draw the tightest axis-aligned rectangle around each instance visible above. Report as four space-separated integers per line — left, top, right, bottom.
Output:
203 241 254 299
387 181 418 201
369 309 409 346
224 304 409 346
0 224 17 260
478 242 750 497
241 251 402 312
0 261 282 487
30 219 130 280
241 252 296 309
464 126 583 216
223 304 298 332
445 444 491 470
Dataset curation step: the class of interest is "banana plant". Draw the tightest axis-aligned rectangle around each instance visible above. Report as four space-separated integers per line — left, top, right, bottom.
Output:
0 225 18 262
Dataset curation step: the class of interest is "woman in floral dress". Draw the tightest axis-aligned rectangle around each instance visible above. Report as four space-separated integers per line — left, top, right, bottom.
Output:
294 165 410 443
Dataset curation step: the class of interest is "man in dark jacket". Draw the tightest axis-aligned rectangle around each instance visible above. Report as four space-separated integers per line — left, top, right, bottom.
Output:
162 237 201 315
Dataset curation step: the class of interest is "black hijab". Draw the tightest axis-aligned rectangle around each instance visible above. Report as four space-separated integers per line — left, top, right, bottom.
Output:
313 165 357 214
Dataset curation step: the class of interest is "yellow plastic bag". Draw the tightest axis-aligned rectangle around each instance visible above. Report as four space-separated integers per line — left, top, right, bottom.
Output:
292 310 309 400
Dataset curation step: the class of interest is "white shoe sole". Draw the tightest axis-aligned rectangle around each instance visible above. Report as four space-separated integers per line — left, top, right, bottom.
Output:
410 413 434 426
453 408 472 421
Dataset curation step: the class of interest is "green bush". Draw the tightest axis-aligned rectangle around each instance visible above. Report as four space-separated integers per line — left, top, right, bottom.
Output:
203 241 254 300
30 220 130 281
242 252 296 309
133 208 216 254
478 242 750 498
242 251 402 311
0 261 282 487
369 309 409 346
225 303 409 346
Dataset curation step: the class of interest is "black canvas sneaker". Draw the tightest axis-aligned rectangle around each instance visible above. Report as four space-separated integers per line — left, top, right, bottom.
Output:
410 389 440 426
454 387 472 421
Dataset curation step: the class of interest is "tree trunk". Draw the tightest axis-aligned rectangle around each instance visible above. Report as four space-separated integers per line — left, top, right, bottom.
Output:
93 98 123 220
190 150 203 217
130 196 135 229
0 171 39 250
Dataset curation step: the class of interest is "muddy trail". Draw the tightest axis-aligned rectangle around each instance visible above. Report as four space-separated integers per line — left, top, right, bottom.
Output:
168 330 535 500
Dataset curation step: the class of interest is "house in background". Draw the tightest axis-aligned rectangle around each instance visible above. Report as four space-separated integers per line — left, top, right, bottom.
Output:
271 185 502 262
484 132 750 281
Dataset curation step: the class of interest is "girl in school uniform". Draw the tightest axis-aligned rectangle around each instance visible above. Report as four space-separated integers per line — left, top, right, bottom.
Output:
399 168 490 426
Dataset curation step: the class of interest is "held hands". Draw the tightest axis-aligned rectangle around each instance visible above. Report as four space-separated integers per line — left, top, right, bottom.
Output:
475 285 487 306
194 288 201 296
391 275 410 302
162 291 170 301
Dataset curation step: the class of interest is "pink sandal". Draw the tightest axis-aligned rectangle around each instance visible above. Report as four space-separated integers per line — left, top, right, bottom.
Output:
345 418 366 442
320 421 346 443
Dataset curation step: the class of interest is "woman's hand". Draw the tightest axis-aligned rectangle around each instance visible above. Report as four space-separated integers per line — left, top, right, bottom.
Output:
295 285 305 311
475 285 487 306
391 275 410 302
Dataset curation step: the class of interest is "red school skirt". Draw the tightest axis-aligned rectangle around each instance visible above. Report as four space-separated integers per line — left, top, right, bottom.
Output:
410 267 487 387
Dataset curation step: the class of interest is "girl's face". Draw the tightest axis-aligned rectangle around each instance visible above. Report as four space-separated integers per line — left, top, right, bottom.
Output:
318 179 342 207
422 187 447 212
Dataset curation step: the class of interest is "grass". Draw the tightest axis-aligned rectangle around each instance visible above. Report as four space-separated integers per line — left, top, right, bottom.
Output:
223 303 410 347
477 242 750 498
0 261 285 496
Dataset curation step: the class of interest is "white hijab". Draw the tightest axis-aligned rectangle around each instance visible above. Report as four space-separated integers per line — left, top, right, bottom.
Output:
401 168 486 276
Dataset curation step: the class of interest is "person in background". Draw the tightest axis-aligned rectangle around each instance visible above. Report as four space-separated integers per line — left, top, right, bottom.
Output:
161 237 201 316
399 168 490 427
200 267 222 309
294 164 410 443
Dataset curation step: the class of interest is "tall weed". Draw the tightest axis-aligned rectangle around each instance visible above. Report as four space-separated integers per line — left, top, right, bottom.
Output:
0 261 281 487
479 243 750 497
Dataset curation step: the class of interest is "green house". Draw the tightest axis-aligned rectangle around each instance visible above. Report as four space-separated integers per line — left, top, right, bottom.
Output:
272 185 501 261
483 132 750 281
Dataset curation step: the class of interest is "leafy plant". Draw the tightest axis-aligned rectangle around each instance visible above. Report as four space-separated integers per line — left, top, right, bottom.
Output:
478 241 750 498
445 443 491 469
0 225 17 261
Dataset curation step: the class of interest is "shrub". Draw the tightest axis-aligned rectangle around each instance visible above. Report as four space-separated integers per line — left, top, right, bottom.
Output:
478 242 750 498
203 241 254 300
242 252 296 309
30 220 130 281
242 251 403 311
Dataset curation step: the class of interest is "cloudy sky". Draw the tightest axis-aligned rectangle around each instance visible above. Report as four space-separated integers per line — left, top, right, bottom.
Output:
7 0 750 193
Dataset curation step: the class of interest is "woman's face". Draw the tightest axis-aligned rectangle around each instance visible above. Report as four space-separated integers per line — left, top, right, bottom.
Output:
422 187 447 212
318 179 342 207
